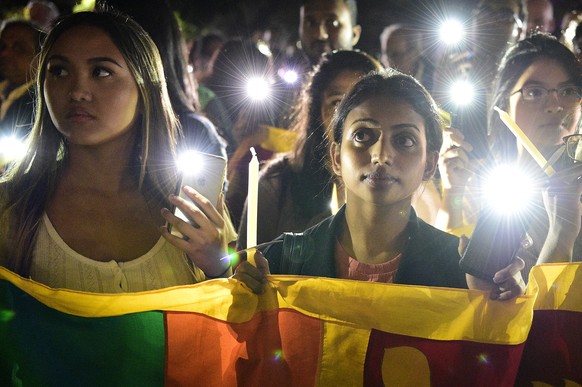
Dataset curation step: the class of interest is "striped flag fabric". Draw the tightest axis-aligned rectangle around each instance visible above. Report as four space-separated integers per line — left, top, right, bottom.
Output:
1 262 580 386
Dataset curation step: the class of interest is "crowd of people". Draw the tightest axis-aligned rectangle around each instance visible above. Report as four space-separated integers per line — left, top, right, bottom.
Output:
0 0 580 309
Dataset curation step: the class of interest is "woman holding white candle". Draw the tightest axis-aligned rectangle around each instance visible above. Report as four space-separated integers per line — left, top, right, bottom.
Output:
236 50 383 250
234 70 526 300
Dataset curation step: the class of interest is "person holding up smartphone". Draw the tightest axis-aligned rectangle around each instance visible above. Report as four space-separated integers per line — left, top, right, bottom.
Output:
487 32 582 273
457 32 582 279
235 69 525 301
0 11 235 293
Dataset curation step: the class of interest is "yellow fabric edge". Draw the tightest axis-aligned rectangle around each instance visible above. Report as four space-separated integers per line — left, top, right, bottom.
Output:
447 224 475 238
260 126 297 153
269 276 534 345
1 266 537 344
528 262 582 312
318 323 370 386
0 266 259 320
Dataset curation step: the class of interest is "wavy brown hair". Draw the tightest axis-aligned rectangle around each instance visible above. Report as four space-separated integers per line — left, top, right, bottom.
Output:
0 11 179 276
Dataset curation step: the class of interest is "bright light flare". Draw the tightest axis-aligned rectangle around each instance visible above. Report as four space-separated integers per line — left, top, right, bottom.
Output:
483 164 535 215
439 19 465 45
256 41 272 57
278 68 299 84
246 76 271 101
178 150 204 176
449 80 474 106
0 136 26 164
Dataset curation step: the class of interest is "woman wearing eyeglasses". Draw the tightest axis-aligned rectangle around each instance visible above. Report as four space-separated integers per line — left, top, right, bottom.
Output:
487 32 582 272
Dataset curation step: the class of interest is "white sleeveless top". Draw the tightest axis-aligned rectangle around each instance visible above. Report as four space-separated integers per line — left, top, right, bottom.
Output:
30 214 205 293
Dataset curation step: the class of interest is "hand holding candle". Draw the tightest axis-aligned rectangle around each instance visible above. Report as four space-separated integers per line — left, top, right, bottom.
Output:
247 147 259 249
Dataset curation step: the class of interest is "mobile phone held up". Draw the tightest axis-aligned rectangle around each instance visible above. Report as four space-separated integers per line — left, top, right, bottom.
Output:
168 151 227 238
459 206 527 281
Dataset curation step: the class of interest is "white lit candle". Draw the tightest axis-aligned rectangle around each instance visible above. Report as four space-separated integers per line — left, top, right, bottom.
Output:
247 147 259 248
330 182 339 215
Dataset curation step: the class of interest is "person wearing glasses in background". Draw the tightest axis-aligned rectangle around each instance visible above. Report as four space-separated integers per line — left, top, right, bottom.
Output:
440 32 582 280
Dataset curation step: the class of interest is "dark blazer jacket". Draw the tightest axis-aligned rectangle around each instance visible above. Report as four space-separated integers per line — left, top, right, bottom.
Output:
261 205 468 289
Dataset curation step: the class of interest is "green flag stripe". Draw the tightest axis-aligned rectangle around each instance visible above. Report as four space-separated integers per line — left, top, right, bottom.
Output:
0 281 166 387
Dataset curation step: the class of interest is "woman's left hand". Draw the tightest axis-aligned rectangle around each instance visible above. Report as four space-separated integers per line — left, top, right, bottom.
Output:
466 256 526 301
161 186 231 278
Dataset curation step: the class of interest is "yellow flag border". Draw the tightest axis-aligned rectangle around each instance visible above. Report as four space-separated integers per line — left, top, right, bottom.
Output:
528 262 582 312
0 265 552 344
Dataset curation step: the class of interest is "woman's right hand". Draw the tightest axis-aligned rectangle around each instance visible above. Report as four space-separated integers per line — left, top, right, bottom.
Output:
161 186 231 278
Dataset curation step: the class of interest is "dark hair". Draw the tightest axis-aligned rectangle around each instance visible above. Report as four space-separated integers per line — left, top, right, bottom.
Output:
264 49 381 216
0 19 45 54
302 0 358 25
292 50 382 170
489 32 582 162
573 20 582 53
1 10 178 275
189 31 225 70
331 69 443 154
96 0 200 112
379 24 422 54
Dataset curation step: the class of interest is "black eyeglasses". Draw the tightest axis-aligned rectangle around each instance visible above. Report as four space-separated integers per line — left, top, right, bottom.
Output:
563 134 582 162
544 134 582 173
511 85 582 105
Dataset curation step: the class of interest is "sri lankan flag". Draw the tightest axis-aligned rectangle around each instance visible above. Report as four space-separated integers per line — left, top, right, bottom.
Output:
1 263 580 386
515 262 582 385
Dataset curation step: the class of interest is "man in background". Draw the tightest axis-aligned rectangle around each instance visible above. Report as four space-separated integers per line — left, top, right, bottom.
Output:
379 23 435 92
524 0 555 35
299 0 361 66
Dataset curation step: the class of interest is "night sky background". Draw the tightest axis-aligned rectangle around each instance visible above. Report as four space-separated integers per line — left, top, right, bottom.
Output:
2 0 581 58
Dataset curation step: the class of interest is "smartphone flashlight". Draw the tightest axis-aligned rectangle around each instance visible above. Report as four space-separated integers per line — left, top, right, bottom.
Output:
169 151 227 238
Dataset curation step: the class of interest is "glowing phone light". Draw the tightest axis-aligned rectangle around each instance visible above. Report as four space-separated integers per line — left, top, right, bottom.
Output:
177 150 204 176
279 68 299 84
246 77 271 101
439 19 465 45
0 136 26 165
450 80 474 106
483 164 534 215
